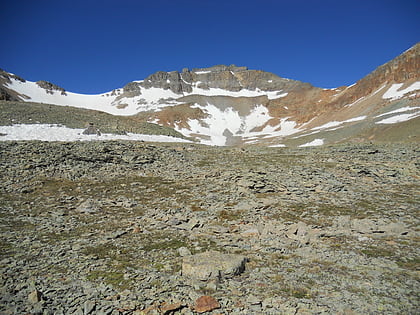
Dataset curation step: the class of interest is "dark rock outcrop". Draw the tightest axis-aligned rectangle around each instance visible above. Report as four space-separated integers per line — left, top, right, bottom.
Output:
117 65 311 100
36 80 67 95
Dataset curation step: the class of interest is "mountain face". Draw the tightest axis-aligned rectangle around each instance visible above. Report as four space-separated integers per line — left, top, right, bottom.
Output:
1 44 419 146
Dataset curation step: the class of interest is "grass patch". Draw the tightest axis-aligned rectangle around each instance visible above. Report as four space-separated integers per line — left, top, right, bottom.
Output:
0 240 14 258
396 257 420 270
217 209 245 221
142 238 188 251
87 270 131 290
360 246 394 258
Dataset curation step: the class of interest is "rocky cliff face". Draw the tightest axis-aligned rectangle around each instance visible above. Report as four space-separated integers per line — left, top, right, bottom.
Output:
0 69 26 101
122 64 311 97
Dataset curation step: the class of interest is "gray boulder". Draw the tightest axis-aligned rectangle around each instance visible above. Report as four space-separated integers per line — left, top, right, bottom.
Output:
182 251 247 281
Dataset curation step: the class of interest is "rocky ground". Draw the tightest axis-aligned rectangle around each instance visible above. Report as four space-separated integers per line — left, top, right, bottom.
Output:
0 140 418 314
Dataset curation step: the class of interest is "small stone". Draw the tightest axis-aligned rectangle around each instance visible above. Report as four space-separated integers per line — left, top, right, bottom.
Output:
83 300 96 314
194 296 221 313
187 218 200 230
178 246 192 257
160 302 184 314
241 228 260 237
28 289 43 303
76 199 100 214
132 226 142 233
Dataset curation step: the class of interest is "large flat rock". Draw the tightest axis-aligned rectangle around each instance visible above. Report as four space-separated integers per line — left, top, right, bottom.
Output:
182 251 247 281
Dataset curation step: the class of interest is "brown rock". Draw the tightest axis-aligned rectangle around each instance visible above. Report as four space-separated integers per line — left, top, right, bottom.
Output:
194 296 221 313
161 302 184 314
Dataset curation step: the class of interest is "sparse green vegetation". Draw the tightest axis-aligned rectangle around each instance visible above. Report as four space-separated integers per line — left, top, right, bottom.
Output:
360 246 395 258
0 141 418 314
217 209 245 221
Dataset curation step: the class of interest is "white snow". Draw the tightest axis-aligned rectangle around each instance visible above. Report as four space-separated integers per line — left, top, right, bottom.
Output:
269 143 286 147
194 71 212 74
5 73 290 120
344 116 367 123
375 112 420 124
0 124 190 143
311 116 366 130
344 96 366 107
189 86 287 100
174 103 300 146
382 82 420 100
299 139 324 147
259 118 301 138
371 84 387 96
175 103 270 146
271 92 288 100
375 106 420 117
374 105 420 124
5 78 184 115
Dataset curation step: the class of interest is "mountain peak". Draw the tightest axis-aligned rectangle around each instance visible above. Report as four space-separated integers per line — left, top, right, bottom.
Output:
1 44 419 146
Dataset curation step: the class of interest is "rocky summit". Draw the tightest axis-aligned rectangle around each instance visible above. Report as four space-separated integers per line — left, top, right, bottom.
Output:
0 140 419 314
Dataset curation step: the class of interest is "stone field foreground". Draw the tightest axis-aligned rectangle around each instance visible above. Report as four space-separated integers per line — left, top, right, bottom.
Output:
0 141 419 314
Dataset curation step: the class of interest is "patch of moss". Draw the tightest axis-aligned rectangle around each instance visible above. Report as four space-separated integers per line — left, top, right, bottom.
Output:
0 240 14 258
142 238 188 251
395 257 420 270
217 209 245 221
360 246 394 258
87 270 132 290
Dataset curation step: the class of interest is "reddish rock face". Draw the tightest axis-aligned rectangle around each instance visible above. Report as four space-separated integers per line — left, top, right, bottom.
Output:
194 295 221 313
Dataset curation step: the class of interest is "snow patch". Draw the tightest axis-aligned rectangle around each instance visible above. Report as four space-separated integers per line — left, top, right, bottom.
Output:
299 139 324 147
0 124 191 143
189 86 287 100
375 106 420 118
382 82 420 100
260 118 301 138
176 104 273 146
175 103 300 146
311 116 366 130
194 70 212 74
375 112 420 124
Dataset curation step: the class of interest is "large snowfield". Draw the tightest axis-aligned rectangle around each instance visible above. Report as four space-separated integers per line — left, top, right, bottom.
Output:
5 76 288 116
0 124 191 143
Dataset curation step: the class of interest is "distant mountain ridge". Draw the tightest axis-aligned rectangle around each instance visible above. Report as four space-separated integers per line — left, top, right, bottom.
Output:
1 43 419 146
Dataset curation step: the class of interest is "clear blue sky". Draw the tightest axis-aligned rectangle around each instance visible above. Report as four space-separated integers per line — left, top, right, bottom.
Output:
1 0 418 93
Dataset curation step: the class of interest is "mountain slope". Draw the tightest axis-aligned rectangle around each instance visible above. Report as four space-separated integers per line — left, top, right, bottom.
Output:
1 44 419 146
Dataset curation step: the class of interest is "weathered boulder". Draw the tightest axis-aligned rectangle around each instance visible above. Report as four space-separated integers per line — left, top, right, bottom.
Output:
194 295 220 313
182 251 247 281
82 123 101 136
